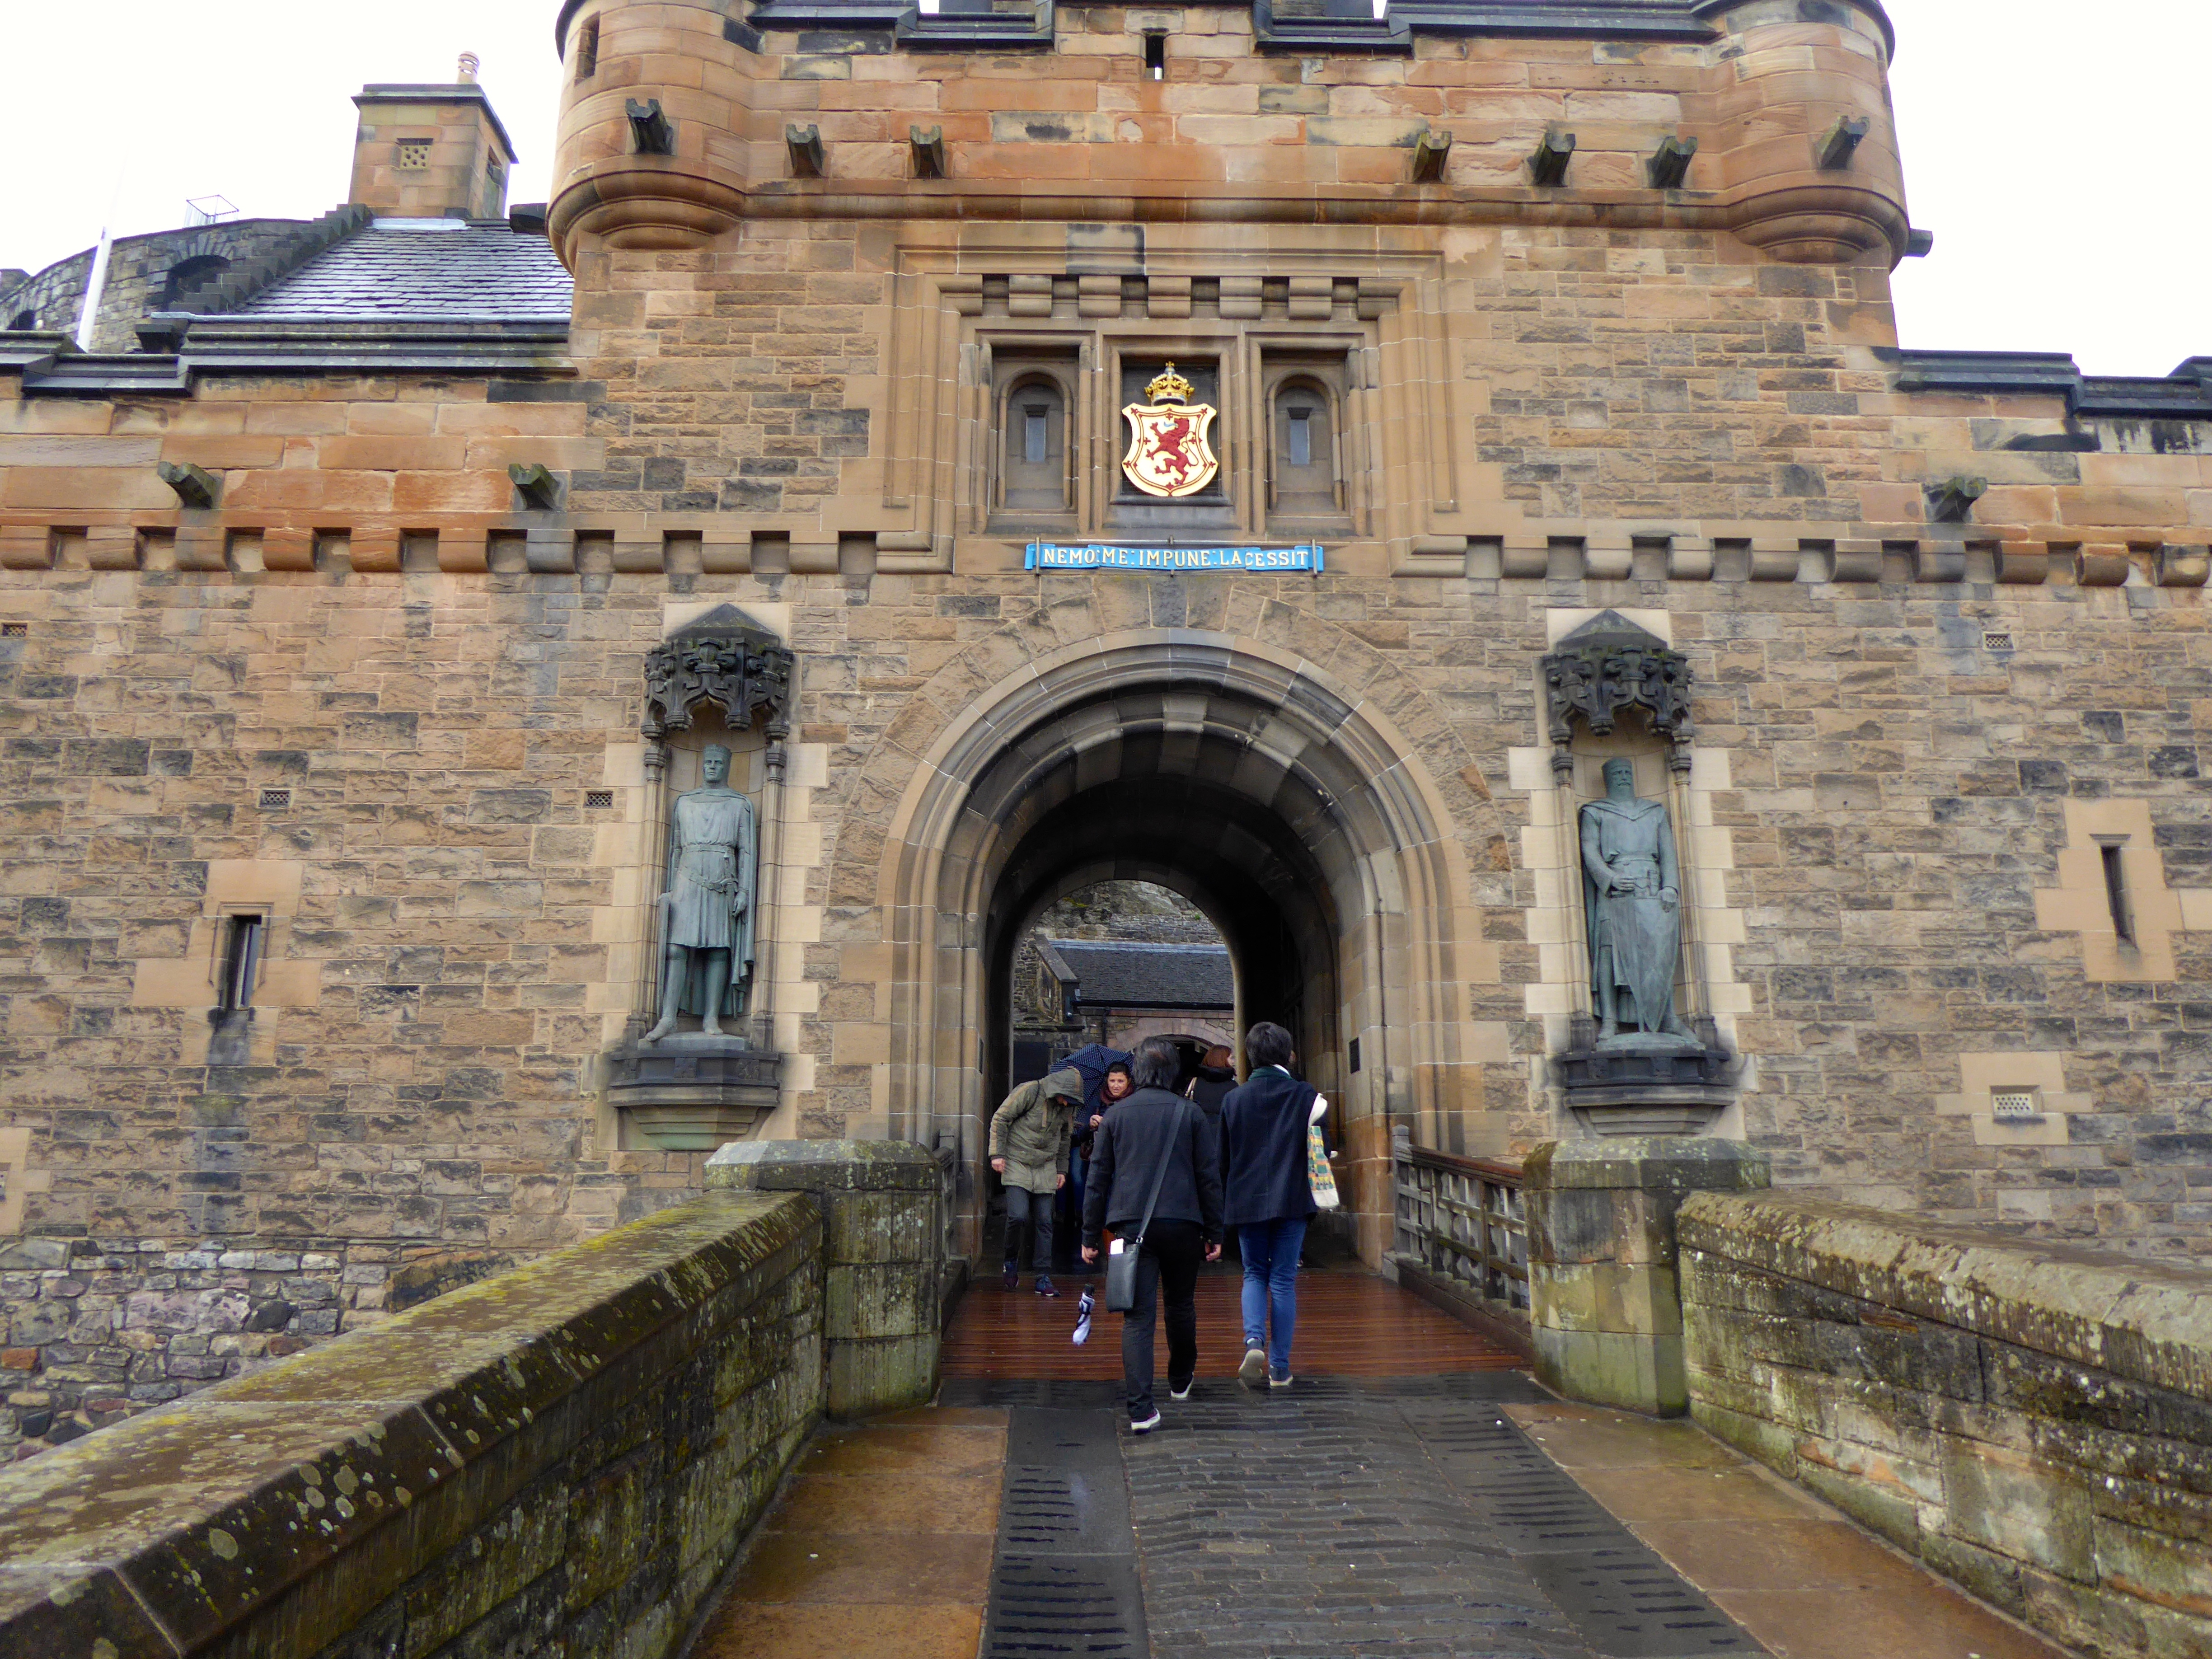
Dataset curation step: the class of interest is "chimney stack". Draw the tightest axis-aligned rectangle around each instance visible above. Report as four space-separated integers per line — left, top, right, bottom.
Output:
348 61 516 220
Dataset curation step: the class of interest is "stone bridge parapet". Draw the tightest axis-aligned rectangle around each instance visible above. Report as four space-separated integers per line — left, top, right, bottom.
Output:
0 1141 945 1659
1681 1190 2212 1659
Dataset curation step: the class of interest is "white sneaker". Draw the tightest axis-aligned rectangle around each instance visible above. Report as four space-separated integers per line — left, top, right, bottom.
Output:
1270 1373 1294 1389
1170 1380 1193 1401
1238 1346 1268 1388
1130 1410 1162 1433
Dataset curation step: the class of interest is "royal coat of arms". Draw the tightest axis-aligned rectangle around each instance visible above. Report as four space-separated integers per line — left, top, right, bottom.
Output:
1121 363 1220 497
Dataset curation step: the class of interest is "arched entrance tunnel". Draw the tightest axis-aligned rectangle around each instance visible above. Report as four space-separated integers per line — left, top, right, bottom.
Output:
883 637 1491 1266
983 772 1339 1116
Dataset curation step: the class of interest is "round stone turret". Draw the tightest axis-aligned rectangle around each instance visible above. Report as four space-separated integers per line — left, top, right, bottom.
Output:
548 0 756 261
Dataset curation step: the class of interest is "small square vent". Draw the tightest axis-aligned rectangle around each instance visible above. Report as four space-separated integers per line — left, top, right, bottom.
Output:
397 140 432 169
586 789 614 810
259 787 291 811
1982 631 2015 653
1991 1090 2041 1121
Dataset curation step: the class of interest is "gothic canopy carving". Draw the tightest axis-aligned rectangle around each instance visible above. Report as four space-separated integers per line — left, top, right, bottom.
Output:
1540 611 1693 775
642 605 796 741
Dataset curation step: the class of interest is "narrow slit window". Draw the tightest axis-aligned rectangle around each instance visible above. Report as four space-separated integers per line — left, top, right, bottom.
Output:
2100 842 2133 943
1000 375 1069 513
1287 408 1312 468
219 915 265 1012
576 17 600 80
1143 32 1166 80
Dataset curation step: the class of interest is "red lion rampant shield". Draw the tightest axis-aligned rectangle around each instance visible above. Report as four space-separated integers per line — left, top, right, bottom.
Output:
1121 363 1220 498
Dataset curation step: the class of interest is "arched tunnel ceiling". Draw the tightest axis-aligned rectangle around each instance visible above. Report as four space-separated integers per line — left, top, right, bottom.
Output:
968 685 1398 1060
986 776 1336 1035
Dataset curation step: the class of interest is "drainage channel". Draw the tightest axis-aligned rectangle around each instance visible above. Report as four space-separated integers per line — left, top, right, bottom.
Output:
979 1405 1148 1659
1399 1397 1766 1658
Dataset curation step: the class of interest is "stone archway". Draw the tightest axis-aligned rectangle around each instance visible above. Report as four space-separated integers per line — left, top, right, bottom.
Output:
866 626 1500 1264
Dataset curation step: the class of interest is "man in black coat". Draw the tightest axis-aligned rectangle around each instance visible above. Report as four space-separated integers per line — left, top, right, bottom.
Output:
1081 1036 1223 1431
1219 1021 1321 1389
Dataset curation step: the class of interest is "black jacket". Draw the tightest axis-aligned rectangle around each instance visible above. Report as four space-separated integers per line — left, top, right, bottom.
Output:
1082 1085 1223 1246
1220 1066 1319 1228
1186 1063 1237 1121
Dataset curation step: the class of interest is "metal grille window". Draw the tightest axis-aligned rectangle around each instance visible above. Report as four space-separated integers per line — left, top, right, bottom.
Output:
259 787 291 810
0 622 24 638
586 789 614 809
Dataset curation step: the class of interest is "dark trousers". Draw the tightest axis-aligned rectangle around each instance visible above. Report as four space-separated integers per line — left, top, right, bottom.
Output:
1120 1219 1204 1420
1003 1184 1054 1272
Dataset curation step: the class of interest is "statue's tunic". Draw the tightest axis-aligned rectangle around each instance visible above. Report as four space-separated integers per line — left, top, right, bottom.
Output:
664 787 757 1017
1580 794 1682 1036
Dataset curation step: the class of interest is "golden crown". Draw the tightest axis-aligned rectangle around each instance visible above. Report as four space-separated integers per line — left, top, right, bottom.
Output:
1145 362 1196 404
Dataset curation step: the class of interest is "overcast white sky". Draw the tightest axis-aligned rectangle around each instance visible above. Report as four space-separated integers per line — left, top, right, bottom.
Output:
5 1 2206 375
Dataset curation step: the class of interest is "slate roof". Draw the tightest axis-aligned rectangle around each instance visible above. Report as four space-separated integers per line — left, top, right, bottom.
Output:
1046 940 1235 1010
238 221 572 321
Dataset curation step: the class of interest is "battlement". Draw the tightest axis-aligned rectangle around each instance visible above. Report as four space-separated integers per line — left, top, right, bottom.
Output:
547 0 1908 264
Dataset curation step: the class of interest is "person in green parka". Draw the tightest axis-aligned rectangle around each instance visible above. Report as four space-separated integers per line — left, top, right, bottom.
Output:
990 1065 1084 1297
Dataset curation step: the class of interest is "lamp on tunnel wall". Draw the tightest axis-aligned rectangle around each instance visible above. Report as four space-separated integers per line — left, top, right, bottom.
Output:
1538 612 1736 1137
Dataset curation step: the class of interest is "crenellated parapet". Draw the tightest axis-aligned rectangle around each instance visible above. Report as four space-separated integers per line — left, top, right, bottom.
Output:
544 0 1908 265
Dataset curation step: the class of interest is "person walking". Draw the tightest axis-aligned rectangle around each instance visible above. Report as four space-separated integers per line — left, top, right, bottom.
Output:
1081 1037 1223 1432
1183 1044 1235 1202
990 1064 1085 1296
1219 1022 1325 1390
1067 1058 1135 1251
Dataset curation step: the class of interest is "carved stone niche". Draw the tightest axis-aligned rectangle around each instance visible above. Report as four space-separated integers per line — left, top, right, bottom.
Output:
602 605 797 1152
1540 612 1736 1137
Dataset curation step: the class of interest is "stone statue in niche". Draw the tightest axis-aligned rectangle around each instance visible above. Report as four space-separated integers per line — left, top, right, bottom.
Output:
1580 758 1699 1050
642 743 758 1044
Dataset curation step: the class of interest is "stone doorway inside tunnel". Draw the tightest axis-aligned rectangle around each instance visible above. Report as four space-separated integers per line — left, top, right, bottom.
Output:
879 635 1495 1268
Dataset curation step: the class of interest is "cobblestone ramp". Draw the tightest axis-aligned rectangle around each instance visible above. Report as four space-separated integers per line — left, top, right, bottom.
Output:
1120 1376 1764 1659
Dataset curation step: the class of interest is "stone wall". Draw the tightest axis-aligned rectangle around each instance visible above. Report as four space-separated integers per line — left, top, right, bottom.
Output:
1681 1190 2212 1659
0 218 310 351
0 1236 512 1460
0 1187 825 1657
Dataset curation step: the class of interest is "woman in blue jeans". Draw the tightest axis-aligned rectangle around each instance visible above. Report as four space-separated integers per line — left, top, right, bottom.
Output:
1218 1021 1326 1389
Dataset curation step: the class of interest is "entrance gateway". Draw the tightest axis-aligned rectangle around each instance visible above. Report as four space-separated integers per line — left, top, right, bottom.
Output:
2 0 2211 1461
880 632 1492 1261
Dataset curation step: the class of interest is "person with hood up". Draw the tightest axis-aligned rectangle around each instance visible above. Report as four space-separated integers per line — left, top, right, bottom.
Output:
991 1064 1085 1296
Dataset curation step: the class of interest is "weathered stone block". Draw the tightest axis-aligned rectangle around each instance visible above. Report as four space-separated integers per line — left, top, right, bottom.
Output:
823 1190 936 1268
1526 1138 1768 1415
824 1262 934 1340
707 1139 938 1194
826 1333 936 1419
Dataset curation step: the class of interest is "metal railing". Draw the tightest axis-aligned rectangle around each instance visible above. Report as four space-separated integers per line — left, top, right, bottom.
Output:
1391 1125 1528 1312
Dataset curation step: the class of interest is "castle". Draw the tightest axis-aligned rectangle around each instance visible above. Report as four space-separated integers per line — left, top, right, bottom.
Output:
1 0 2207 1452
